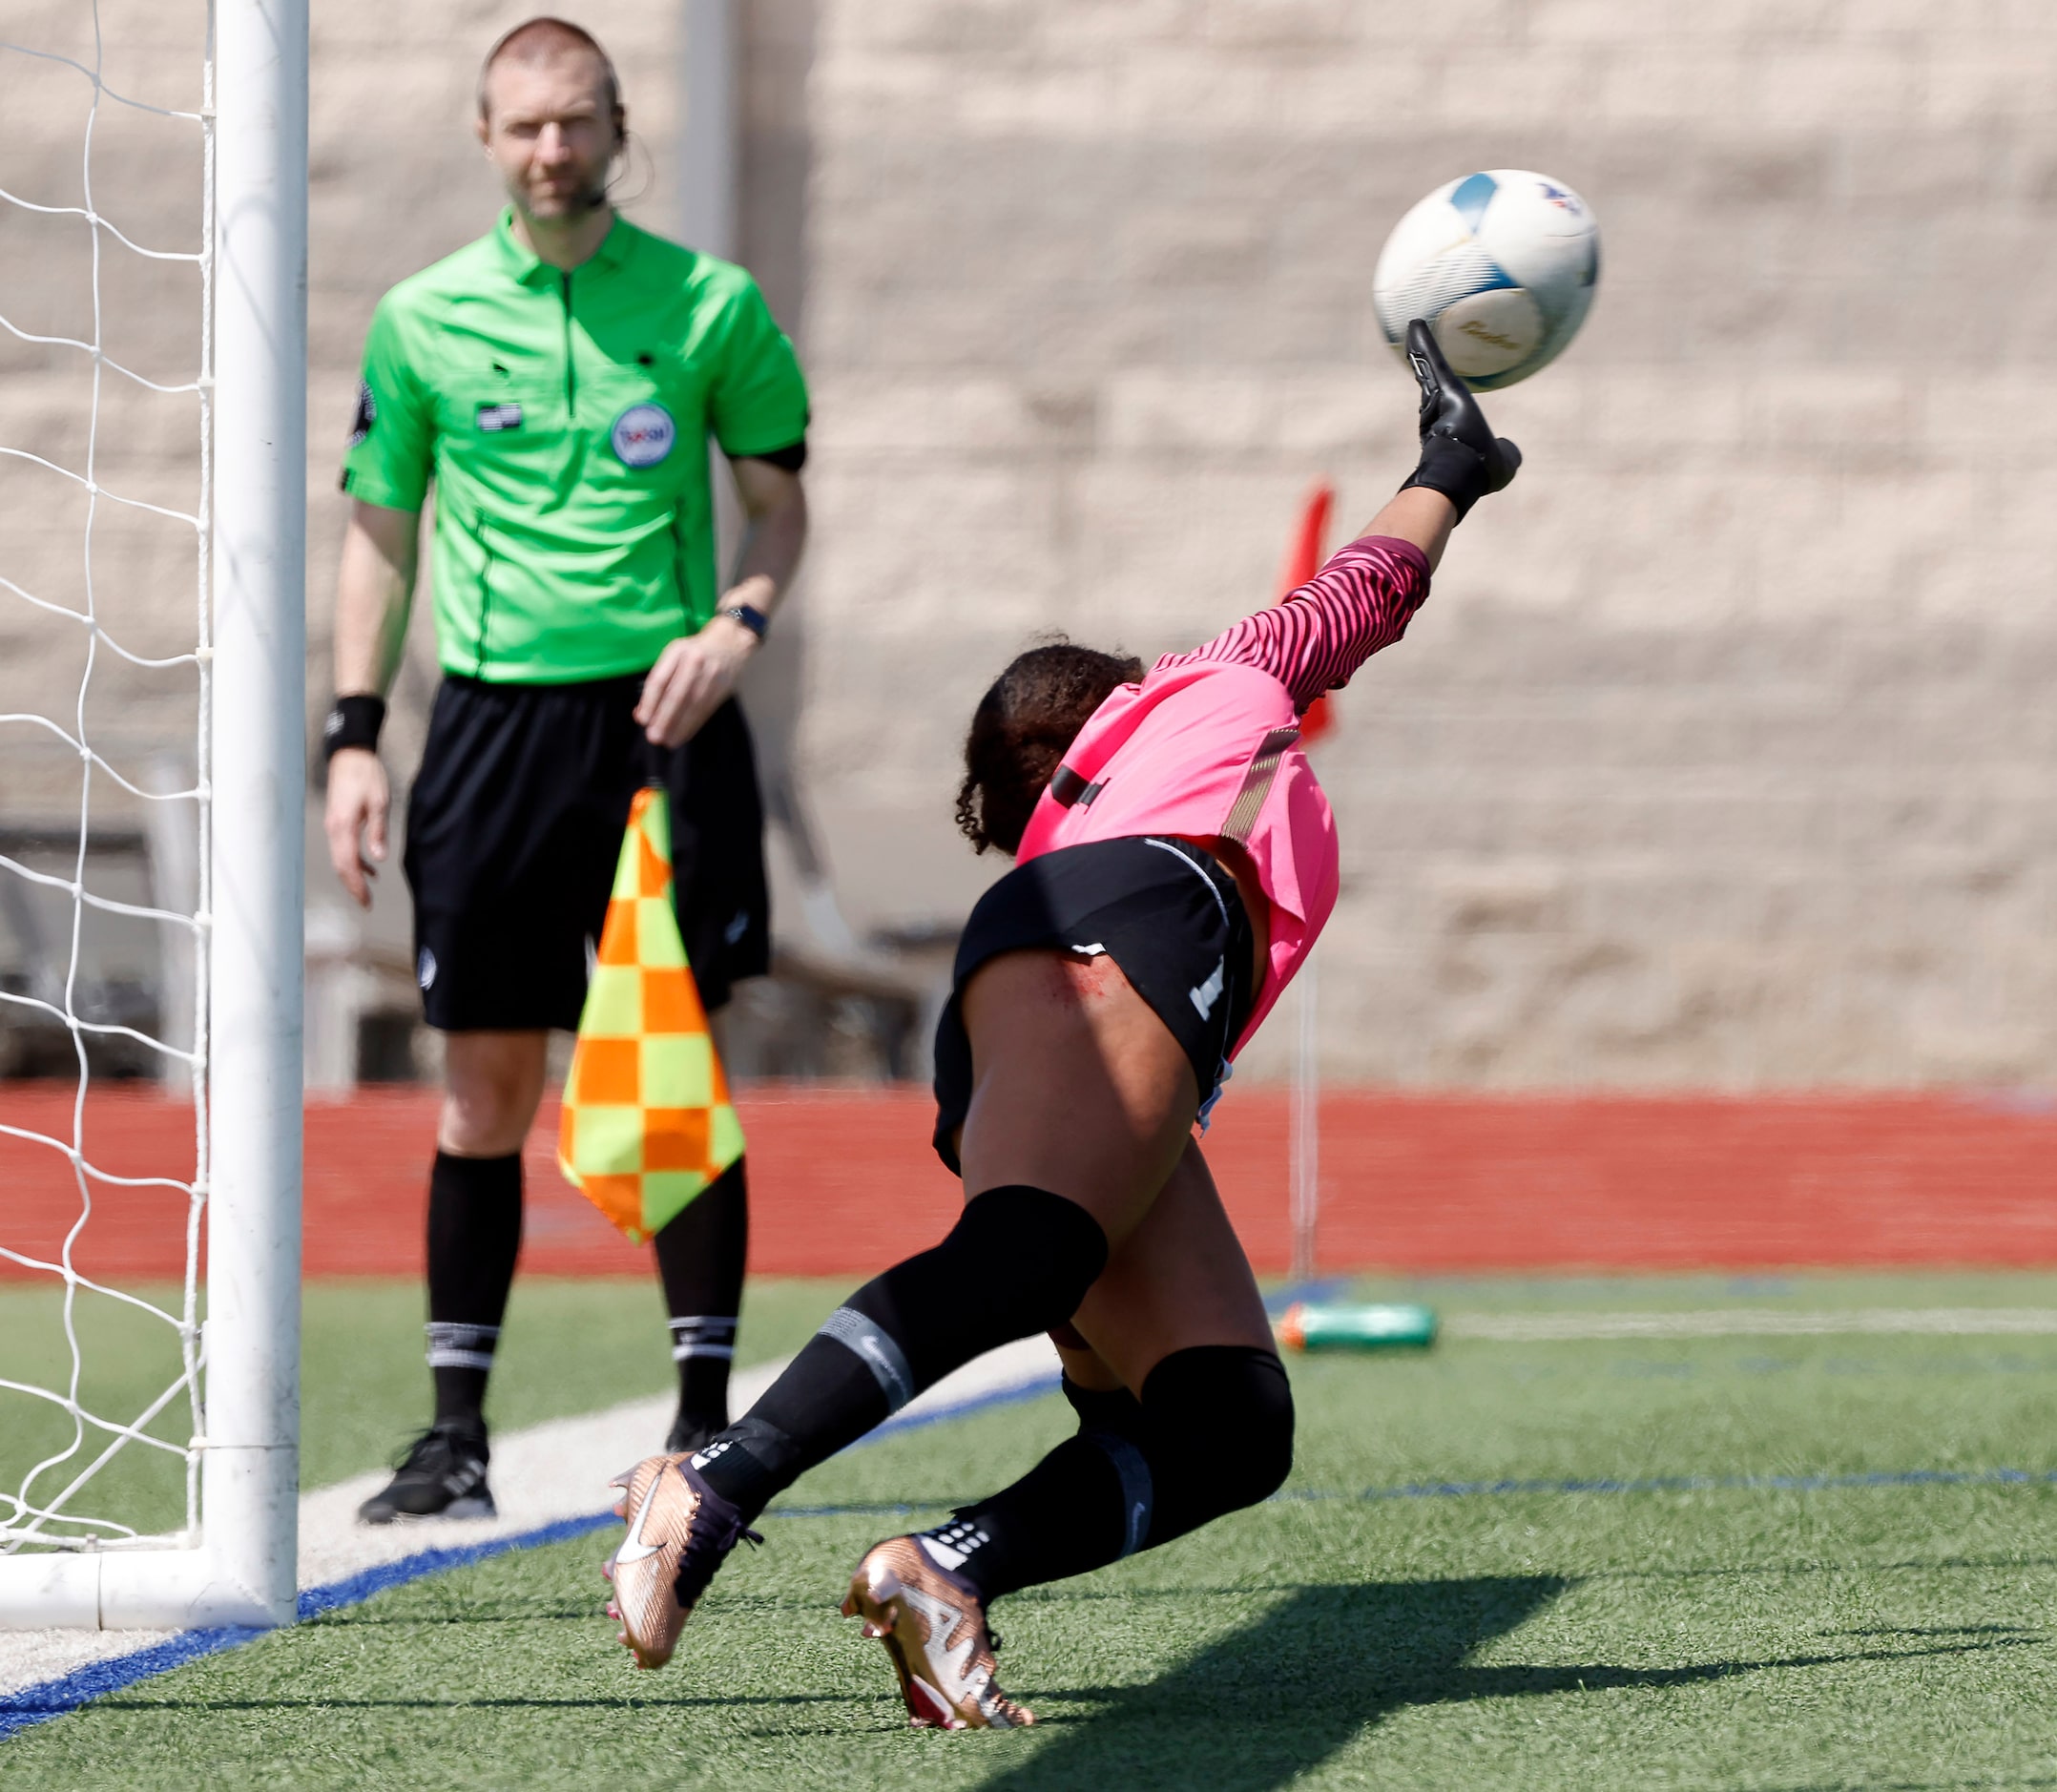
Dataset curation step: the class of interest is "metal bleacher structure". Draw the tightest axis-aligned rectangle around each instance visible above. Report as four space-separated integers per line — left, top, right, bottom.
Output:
295 763 956 1094
0 789 954 1094
0 0 960 1101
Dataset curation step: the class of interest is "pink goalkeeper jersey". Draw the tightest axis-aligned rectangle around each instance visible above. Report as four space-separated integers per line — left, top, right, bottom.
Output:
1015 534 1431 1054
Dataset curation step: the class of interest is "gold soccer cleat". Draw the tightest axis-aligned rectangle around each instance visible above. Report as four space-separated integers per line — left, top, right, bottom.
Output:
601 1451 758 1670
841 1536 1034 1730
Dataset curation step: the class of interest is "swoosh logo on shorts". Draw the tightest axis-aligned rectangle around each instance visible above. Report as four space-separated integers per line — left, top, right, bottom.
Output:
614 1475 666 1564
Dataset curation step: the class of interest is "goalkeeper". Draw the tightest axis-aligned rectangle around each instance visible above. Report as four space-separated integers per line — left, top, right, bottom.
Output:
321 17 808 1523
599 323 1517 1726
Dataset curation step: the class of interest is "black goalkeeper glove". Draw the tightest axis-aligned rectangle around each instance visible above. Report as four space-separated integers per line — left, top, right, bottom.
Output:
1398 318 1522 522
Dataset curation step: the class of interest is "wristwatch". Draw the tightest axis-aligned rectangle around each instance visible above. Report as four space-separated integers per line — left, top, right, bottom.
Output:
719 602 769 641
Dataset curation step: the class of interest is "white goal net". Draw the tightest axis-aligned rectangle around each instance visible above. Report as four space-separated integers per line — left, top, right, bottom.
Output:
0 0 306 1631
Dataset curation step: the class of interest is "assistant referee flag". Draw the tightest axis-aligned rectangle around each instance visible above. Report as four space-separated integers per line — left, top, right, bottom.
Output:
557 787 745 1243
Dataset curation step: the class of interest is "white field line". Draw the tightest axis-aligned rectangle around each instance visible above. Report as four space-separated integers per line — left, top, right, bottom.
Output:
0 1628 170 1703
1445 1307 2057 1343
0 1335 1061 1698
20 1307 2050 1693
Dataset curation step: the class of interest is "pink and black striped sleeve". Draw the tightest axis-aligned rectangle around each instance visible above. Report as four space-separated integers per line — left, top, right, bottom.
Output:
1153 535 1432 712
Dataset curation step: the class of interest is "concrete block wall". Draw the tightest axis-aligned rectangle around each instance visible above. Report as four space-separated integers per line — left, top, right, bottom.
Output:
793 0 2057 1086
0 0 682 826
5 0 2054 1087
0 0 214 819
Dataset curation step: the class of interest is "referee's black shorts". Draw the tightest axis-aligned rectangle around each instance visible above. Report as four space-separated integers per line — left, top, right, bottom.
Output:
402 673 770 1032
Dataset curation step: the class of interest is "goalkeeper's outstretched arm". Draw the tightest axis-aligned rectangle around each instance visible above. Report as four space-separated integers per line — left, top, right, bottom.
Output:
1357 486 1457 573
323 499 421 906
1154 319 1522 712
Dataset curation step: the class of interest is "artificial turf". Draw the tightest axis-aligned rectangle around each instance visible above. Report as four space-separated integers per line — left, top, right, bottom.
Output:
10 1272 2057 1786
0 1276 849 1543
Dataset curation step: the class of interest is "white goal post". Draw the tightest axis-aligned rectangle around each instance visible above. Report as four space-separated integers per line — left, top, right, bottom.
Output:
0 0 306 1631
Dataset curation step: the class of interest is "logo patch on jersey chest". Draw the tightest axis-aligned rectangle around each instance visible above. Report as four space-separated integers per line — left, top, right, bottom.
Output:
610 402 676 468
475 401 524 432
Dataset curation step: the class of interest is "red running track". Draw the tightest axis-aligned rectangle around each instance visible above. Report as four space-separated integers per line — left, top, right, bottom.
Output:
2 1083 2055 1282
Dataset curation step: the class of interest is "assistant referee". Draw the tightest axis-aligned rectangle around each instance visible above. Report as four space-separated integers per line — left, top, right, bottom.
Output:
322 17 808 1524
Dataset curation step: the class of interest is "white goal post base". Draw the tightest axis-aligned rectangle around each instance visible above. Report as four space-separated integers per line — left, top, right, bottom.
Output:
0 1446 296 1629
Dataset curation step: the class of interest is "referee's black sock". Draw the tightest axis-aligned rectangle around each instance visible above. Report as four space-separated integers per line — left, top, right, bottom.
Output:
426 1149 524 1433
919 1346 1295 1603
654 1157 749 1448
691 1186 1107 1521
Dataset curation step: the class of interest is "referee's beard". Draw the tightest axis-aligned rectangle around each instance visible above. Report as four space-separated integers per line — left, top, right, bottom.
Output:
516 174 610 224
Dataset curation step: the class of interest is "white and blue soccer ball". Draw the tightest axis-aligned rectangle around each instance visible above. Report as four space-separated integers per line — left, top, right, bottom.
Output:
1372 170 1601 390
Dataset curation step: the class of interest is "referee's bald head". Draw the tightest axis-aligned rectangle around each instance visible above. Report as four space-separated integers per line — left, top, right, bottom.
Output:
478 17 621 123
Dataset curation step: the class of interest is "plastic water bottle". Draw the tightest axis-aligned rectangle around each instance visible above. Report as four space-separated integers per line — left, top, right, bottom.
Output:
1276 1301 1438 1352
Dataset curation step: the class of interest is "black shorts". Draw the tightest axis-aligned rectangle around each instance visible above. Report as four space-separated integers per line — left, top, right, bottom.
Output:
930 835 1256 1176
402 674 769 1032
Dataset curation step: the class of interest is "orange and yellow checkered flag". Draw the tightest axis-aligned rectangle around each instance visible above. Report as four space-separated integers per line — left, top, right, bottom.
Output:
557 784 744 1243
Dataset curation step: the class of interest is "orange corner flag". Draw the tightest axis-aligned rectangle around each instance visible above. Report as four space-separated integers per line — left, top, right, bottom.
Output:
1275 480 1336 747
557 785 744 1244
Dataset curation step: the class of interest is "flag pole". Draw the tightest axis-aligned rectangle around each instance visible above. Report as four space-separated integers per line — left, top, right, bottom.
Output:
1275 480 1332 1287
1290 945 1319 1283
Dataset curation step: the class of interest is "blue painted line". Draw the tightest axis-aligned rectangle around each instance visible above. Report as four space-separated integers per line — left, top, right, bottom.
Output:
760 1463 2057 1527
0 1626 260 1741
871 1372 1058 1440
294 1511 615 1620
864 1281 1348 1438
1317 1464 2057 1505
0 1511 620 1741
0 1367 1063 1741
762 1498 945 1521
1 1486 971 1746
10 1418 2055 1743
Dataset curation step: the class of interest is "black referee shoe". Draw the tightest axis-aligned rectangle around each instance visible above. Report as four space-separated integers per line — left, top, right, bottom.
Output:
356 1419 496 1525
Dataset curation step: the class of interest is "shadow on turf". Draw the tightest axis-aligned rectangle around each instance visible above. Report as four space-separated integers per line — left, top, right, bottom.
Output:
1765 1783 2057 1792
973 1578 2040 1791
972 1576 1562 1788
53 1579 2041 1769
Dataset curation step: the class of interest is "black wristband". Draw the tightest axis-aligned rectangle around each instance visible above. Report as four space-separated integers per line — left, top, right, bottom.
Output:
322 694 386 760
1399 435 1492 523
719 603 769 641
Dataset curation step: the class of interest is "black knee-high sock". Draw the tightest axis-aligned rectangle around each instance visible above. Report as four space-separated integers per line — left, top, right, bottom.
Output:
1058 1371 1147 1440
426 1149 523 1430
693 1186 1108 1521
654 1157 749 1440
918 1345 1295 1602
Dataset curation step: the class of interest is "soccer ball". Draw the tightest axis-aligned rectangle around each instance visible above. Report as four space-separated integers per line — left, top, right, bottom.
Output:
1372 170 1601 390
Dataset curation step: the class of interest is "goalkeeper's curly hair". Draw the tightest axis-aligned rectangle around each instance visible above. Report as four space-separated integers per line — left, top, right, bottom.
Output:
955 641 1143 857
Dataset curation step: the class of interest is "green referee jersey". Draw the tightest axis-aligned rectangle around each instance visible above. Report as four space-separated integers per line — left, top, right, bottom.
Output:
341 211 808 684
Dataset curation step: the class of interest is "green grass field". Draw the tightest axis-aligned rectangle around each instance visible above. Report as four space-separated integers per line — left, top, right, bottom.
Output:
0 1276 849 1544
10 1271 2057 1787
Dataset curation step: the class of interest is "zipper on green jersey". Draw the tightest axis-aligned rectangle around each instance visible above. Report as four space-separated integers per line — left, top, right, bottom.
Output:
671 509 691 627
559 270 576 421
471 515 499 677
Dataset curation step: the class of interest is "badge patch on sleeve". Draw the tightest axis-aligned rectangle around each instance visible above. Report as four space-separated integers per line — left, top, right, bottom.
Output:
476 401 524 432
347 380 376 447
610 402 676 468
